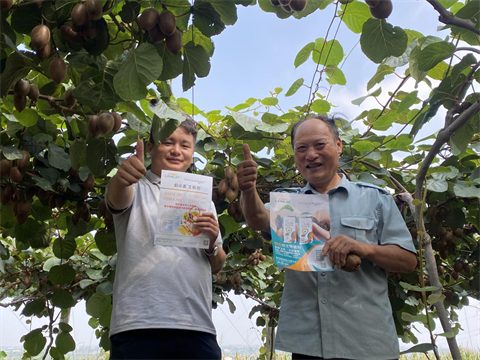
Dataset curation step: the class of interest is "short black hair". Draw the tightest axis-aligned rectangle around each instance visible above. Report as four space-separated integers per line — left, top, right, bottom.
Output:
291 115 339 148
149 115 198 144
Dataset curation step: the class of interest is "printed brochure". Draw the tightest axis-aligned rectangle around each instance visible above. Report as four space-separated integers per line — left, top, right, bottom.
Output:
155 171 212 249
270 192 333 271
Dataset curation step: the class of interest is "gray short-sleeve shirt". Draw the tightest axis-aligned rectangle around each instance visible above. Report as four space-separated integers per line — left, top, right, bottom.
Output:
274 176 416 359
108 170 222 337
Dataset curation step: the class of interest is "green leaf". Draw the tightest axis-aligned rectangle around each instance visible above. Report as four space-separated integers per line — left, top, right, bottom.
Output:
285 78 304 96
22 299 46 317
155 41 184 81
451 53 477 83
119 101 149 125
311 99 331 114
409 43 428 83
69 138 87 170
246 237 264 249
325 66 346 85
48 143 71 172
256 122 289 133
312 38 343 67
14 219 41 247
52 237 77 260
294 42 315 68
23 331 46 357
400 343 434 354
397 91 418 114
10 4 41 34
427 178 448 193
438 0 458 8
427 61 449 80
182 42 211 92
58 322 73 333
399 281 440 292
231 123 263 140
14 108 38 127
231 112 261 132
367 64 394 91
49 347 65 360
51 289 75 309
226 297 236 314
0 52 33 97
149 99 184 121
208 0 238 25
352 140 375 152
49 264 76 285
261 97 278 106
453 181 480 198
339 1 372 34
437 331 456 338
418 41 456 71
82 18 110 56
95 230 117 256
86 292 112 318
56 332 76 355
126 112 150 134
219 214 239 236
183 26 214 57
86 138 117 177
360 19 408 64
114 44 163 101
193 1 225 37
427 293 445 305
292 0 325 19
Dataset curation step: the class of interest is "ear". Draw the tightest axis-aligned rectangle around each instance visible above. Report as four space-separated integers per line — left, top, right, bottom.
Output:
147 141 153 154
336 137 343 155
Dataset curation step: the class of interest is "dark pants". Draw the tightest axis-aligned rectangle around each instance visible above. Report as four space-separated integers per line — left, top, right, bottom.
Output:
292 354 398 360
110 329 222 359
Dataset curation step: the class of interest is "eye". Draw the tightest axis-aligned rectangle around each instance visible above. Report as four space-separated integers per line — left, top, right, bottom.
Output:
315 143 326 149
295 145 306 151
162 141 173 146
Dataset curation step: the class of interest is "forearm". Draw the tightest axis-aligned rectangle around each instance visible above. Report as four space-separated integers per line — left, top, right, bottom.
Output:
208 248 226 274
364 244 417 273
106 175 134 211
240 190 270 233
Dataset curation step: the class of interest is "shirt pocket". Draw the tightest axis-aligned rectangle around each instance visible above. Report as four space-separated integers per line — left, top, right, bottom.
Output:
340 216 376 244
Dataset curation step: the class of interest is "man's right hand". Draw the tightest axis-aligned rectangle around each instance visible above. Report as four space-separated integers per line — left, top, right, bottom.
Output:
237 144 258 195
114 139 147 186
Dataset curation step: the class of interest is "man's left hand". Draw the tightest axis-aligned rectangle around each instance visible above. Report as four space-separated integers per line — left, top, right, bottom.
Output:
321 235 369 269
193 212 220 250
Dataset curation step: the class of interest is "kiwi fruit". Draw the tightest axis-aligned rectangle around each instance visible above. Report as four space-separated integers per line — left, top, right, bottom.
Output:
77 201 89 215
10 167 23 183
98 199 107 217
17 150 30 170
159 10 176 36
290 0 307 11
0 0 13 10
14 94 26 112
218 179 228 195
79 187 89 199
279 0 291 4
369 0 392 19
71 3 88 26
61 24 84 43
86 0 102 20
54 196 65 209
25 186 37 200
82 21 97 40
0 159 12 177
49 57 67 84
27 84 40 101
88 115 100 137
31 24 51 50
230 174 239 190
64 88 77 107
233 210 243 222
139 8 159 31
17 201 31 216
37 188 50 201
83 175 95 190
451 271 459 280
227 202 236 217
270 0 280 5
365 0 380 7
36 42 51 60
281 4 293 11
453 261 463 272
16 213 29 225
453 228 463 237
111 112 122 132
225 166 234 180
166 29 182 54
463 263 471 274
149 25 166 43
341 253 361 272
226 187 239 202
98 112 114 133
14 79 30 97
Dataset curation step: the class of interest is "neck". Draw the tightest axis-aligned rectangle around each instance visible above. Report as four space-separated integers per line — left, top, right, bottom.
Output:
310 174 342 194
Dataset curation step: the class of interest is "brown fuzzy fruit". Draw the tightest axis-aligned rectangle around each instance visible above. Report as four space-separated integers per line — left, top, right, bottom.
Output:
225 166 234 181
226 187 239 202
10 167 23 183
159 10 176 36
31 24 51 50
16 213 29 225
149 25 166 43
98 199 107 217
281 4 293 11
270 0 281 5
27 84 40 101
290 0 307 11
17 150 30 170
14 95 26 113
37 42 51 60
64 88 77 107
453 228 463 237
453 261 463 272
0 159 12 177
49 57 67 84
369 0 392 19
61 24 84 44
341 253 362 272
111 112 122 132
14 79 30 97
139 8 159 31
88 115 100 137
86 0 102 20
227 202 237 217
71 3 88 26
451 271 459 280
218 179 228 195
0 0 13 10
17 201 31 216
166 29 182 54
230 174 239 190
83 175 95 190
463 263 471 274
365 0 381 7
98 112 114 133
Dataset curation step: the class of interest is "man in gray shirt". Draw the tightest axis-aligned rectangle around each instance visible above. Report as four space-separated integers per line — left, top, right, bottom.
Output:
106 118 226 359
237 115 417 360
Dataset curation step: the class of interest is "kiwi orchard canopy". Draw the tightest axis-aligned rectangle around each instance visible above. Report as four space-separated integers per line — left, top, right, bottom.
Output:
0 0 479 359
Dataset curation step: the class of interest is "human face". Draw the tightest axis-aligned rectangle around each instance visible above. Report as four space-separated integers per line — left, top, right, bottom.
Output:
147 126 195 176
293 119 342 193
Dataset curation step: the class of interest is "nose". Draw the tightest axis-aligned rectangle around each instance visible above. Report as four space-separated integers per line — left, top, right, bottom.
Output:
305 146 318 160
170 143 181 155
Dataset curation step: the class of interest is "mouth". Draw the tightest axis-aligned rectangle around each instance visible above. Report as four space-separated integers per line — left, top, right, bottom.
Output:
306 163 322 169
167 158 182 164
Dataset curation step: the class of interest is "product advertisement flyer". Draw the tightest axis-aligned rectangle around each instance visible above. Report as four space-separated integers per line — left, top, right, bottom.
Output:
270 192 333 271
155 171 212 249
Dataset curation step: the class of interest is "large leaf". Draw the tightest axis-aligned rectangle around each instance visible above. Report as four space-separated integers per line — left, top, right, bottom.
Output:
73 66 121 110
208 0 238 25
400 343 435 354
82 18 110 56
10 4 42 34
86 138 117 177
23 330 46 357
182 42 211 91
70 138 87 170
151 117 180 144
56 332 76 355
0 52 33 97
50 289 75 308
52 237 77 260
231 123 263 140
49 264 76 285
149 99 185 121
86 292 112 318
311 99 331 114
285 78 304 97
183 26 214 57
397 91 418 114
294 42 315 68
360 19 408 64
155 41 183 81
95 230 117 256
114 44 163 101
339 1 372 34
367 64 394 91
193 1 225 37
312 38 343 67
48 143 71 172
231 112 262 132
325 66 346 85
417 41 455 71
22 299 46 317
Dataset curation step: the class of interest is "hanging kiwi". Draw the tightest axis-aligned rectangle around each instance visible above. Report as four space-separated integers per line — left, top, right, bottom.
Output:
227 202 236 217
10 167 23 183
365 0 380 7
289 0 307 11
14 79 31 97
111 112 122 132
225 166 234 181
218 179 228 196
226 187 239 202
166 29 182 54
64 88 77 107
159 10 176 36
37 42 51 61
88 115 100 137
27 84 40 102
14 94 27 112
341 253 361 272
97 112 114 133
49 57 67 84
71 3 88 26
85 0 102 20
369 0 392 19
83 175 95 190
139 8 159 31
98 199 107 217
0 159 12 177
30 24 50 50
17 151 30 170
149 25 166 43
61 24 84 44
230 174 238 190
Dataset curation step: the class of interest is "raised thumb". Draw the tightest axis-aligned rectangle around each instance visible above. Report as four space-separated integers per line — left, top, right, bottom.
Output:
135 139 144 163
243 143 253 161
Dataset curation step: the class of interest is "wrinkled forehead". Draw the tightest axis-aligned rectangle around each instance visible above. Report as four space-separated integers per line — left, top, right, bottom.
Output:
294 120 335 142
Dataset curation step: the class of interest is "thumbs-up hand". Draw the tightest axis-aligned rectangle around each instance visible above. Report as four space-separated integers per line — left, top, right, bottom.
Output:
237 144 258 194
115 139 147 186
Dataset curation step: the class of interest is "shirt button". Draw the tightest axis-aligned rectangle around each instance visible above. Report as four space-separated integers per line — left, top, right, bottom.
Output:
321 272 326 276
322 299 327 304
